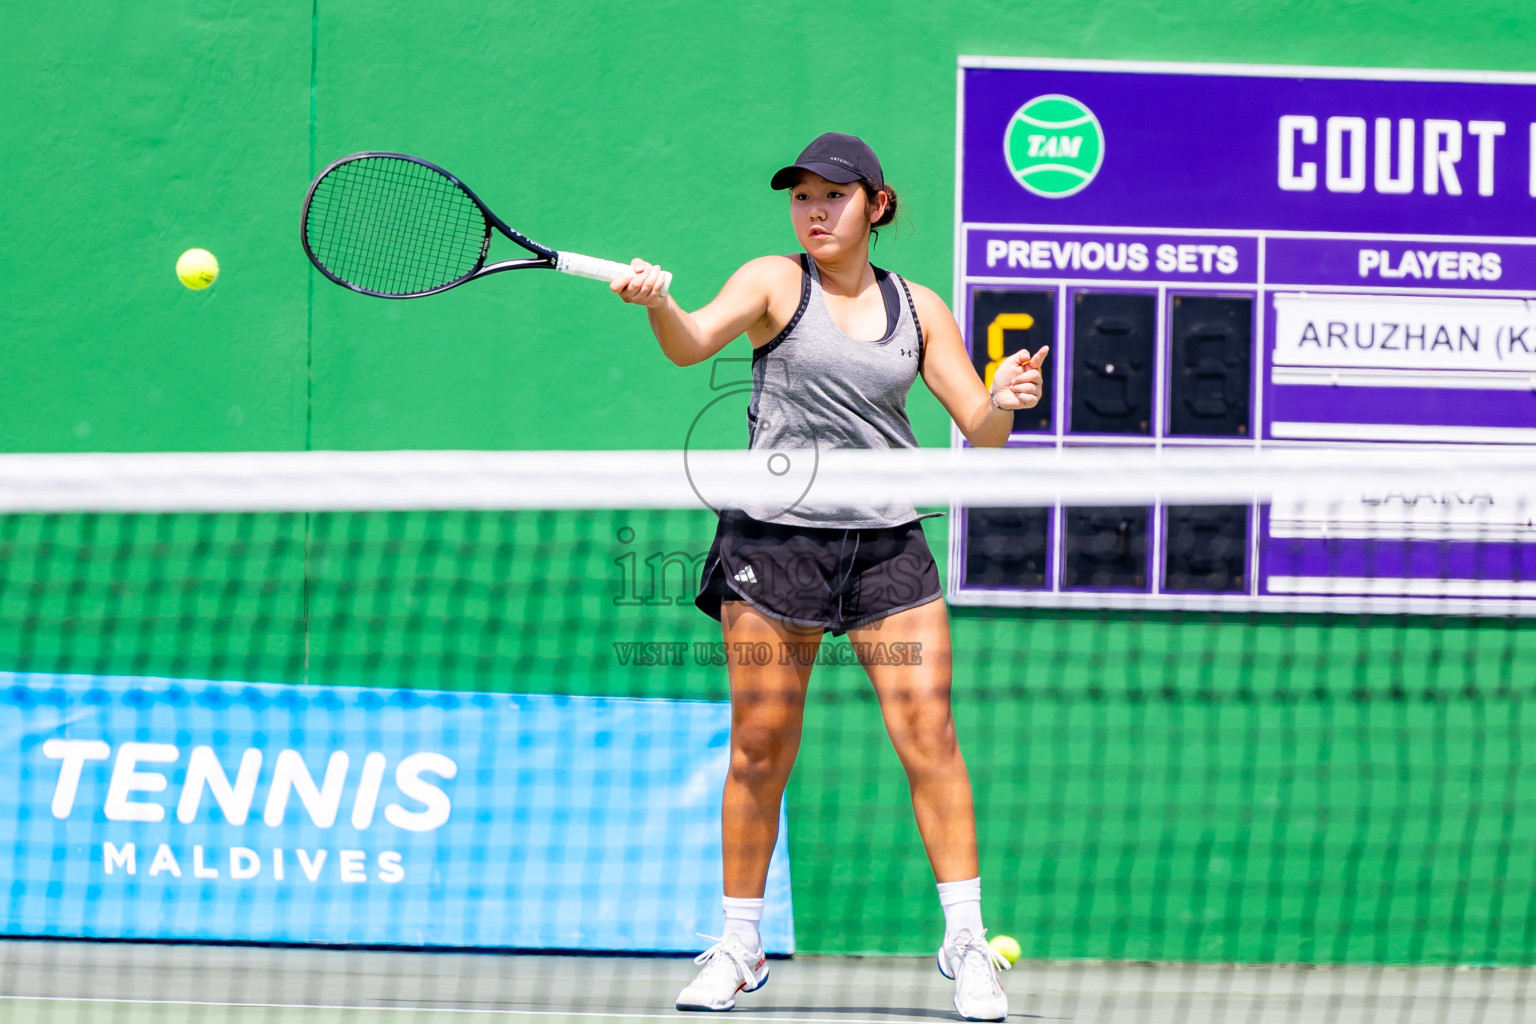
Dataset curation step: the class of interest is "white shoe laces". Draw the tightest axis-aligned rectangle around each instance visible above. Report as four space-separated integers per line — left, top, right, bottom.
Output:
691 933 758 985
954 929 1011 997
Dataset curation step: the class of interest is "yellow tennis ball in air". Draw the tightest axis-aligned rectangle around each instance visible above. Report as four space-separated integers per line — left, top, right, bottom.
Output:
176 248 219 290
989 934 1021 965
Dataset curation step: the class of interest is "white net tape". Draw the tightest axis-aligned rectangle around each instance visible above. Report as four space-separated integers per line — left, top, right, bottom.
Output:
0 446 1532 512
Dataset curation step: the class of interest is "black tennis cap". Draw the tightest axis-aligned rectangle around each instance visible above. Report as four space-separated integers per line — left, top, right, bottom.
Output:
770 133 884 190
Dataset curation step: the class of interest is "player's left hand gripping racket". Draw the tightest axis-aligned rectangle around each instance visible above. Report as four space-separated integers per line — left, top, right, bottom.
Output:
301 152 671 299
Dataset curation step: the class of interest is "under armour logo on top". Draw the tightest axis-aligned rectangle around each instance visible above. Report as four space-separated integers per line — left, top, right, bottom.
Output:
733 566 758 584
900 348 916 358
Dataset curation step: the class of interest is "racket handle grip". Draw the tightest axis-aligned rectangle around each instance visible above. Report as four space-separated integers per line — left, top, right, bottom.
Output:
555 251 672 297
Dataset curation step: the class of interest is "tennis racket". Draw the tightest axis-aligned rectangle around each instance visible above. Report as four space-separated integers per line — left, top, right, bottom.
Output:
301 152 670 299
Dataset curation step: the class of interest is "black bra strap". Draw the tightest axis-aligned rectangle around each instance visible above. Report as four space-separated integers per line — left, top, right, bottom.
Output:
754 254 813 362
895 274 926 373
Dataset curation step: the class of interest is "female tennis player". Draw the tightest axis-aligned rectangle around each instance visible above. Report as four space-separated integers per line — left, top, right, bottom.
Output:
613 132 1046 1022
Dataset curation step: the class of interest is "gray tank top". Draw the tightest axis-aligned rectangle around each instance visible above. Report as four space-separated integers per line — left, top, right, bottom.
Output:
744 254 927 529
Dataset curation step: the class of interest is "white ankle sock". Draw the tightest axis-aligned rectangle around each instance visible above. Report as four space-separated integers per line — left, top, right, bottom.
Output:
722 895 764 952
936 877 984 945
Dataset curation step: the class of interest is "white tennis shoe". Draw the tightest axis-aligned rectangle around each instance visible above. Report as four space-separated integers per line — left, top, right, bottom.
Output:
675 934 769 1012
937 929 1011 1021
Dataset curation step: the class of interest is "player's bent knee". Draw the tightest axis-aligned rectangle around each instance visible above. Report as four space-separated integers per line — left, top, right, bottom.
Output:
888 719 961 771
729 729 798 785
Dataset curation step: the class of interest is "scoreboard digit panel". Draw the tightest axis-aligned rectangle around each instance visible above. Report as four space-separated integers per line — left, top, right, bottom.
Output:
1167 295 1252 437
950 58 1536 616
1071 291 1156 436
970 289 1055 433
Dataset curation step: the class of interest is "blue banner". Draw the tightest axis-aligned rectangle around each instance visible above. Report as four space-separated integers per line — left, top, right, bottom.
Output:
0 673 794 952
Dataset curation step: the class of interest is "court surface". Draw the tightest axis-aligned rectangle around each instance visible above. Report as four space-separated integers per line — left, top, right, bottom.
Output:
2 940 1532 1024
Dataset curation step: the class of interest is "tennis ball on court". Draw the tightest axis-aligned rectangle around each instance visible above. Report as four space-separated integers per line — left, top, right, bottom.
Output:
989 934 1021 965
176 248 219 290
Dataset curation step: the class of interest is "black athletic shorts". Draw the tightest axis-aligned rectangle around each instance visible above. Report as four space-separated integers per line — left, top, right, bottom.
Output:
695 510 942 637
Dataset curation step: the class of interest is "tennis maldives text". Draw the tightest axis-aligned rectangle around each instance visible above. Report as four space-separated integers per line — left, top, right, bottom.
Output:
43 740 456 883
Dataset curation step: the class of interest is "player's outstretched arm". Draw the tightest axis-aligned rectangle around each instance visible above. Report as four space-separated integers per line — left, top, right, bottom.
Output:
910 282 1048 448
613 257 790 368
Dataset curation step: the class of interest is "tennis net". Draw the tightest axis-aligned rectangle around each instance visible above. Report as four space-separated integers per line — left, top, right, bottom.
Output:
1 446 1534 1023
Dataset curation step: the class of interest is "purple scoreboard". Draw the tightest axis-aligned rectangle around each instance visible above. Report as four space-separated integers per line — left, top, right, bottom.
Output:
949 57 1536 615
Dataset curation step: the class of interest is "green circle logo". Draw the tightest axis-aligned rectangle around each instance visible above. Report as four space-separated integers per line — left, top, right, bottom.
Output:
1004 94 1104 198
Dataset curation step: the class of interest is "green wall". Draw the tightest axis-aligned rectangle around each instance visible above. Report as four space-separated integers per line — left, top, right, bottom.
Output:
4 0 1536 965
5 1 1535 451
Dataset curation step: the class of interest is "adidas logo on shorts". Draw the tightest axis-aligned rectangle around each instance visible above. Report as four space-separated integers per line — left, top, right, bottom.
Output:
733 566 758 585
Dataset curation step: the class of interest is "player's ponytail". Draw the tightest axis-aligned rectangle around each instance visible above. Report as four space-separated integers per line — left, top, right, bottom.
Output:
861 180 898 241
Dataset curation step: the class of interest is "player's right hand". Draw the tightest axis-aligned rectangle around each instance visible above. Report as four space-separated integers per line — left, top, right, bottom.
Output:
613 259 670 308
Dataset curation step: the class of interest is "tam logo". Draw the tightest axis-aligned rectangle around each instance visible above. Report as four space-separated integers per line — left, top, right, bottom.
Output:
1025 135 1084 159
1004 94 1105 199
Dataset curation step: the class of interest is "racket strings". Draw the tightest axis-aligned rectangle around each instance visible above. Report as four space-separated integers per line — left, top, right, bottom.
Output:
344 159 482 294
305 157 489 296
356 161 469 292
356 159 483 294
